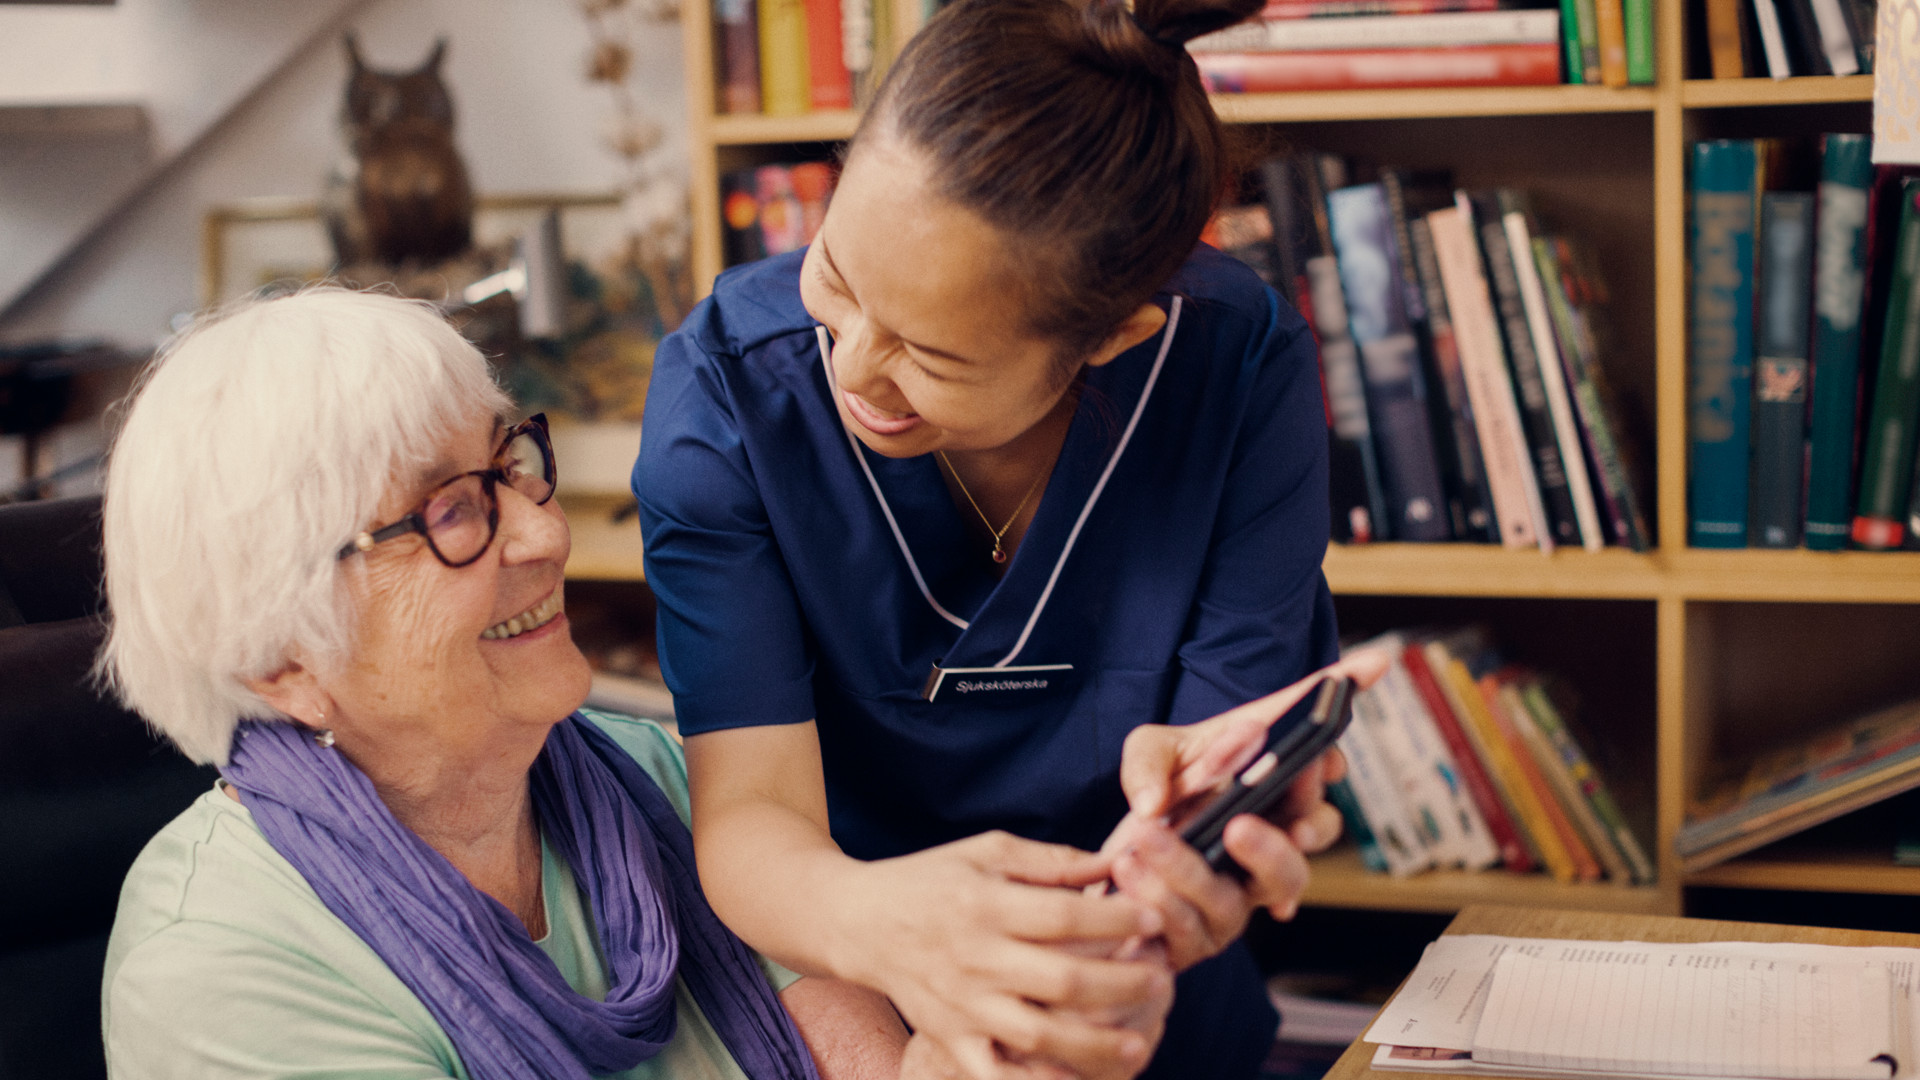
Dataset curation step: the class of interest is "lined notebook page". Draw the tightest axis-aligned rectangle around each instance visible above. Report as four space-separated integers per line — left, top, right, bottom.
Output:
1473 948 1897 1079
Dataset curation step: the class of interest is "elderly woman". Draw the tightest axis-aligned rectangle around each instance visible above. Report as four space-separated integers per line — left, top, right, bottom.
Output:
94 288 1109 1080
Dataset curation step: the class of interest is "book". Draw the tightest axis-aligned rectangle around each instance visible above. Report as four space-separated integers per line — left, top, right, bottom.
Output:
1472 191 1582 549
1411 215 1500 541
1571 0 1603 81
1518 678 1656 884
1497 677 1628 881
1478 668 1602 881
1329 182 1453 541
1336 683 1437 876
1185 9 1559 51
1256 0 1504 15
1750 0 1795 77
1807 0 1866 72
1535 236 1652 550
1501 192 1604 550
720 169 770 266
1371 635 1501 869
1623 0 1654 82
1325 777 1388 873
1852 179 1920 549
1558 0 1585 82
1749 191 1816 549
1428 205 1546 548
1592 0 1629 84
1806 134 1875 551
756 0 812 115
803 0 852 110
1288 155 1391 543
1678 693 1920 871
1705 0 1748 76
1400 639 1535 871
1776 0 1836 73
715 0 763 113
1194 42 1563 92
843 0 877 106
1689 139 1760 548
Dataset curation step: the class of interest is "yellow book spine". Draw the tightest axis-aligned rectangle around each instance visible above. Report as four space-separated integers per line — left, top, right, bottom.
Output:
757 0 812 115
1440 656 1578 883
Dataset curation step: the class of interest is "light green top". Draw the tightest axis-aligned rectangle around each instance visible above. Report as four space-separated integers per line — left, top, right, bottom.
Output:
102 710 801 1080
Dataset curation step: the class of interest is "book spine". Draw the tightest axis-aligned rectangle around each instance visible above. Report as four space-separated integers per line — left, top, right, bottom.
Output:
1429 206 1545 548
1329 183 1453 541
1259 0 1503 15
1503 199 1606 549
1559 0 1585 82
752 165 810 255
1852 181 1920 549
1689 140 1759 548
1374 637 1501 868
1593 0 1629 85
1309 255 1392 543
1412 216 1500 541
1500 679 1628 881
1480 672 1603 881
1474 195 1582 549
802 0 851 109
756 0 813 115
1806 134 1874 550
1354 669 1455 865
1437 646 1573 880
1706 0 1749 76
1521 680 1657 884
1336 700 1436 876
1807 0 1864 72
843 0 876 106
1194 42 1564 92
1775 0 1834 73
1573 0 1603 81
1537 237 1652 549
1325 778 1389 873
1402 641 1534 870
1187 9 1560 51
1749 0 1795 77
1749 192 1816 549
1623 0 1655 81
720 169 770 266
716 0 764 113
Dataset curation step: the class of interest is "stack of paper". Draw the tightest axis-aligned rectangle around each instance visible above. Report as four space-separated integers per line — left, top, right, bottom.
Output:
1367 935 1917 1080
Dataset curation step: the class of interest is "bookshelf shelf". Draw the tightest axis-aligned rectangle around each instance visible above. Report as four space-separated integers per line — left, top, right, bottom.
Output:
1679 75 1877 109
1669 551 1920 604
1208 84 1657 125
1306 847 1670 914
1685 854 1920 897
711 110 862 146
1323 544 1666 600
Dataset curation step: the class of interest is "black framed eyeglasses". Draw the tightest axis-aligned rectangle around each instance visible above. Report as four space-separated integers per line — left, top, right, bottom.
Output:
337 413 557 568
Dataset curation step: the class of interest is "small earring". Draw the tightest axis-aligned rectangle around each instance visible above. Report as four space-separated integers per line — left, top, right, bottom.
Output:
313 708 335 748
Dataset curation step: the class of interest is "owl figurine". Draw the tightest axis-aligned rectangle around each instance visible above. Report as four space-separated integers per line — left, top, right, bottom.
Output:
324 34 475 267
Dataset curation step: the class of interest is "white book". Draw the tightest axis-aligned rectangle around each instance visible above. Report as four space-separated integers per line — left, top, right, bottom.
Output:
1354 648 1463 866
1750 0 1794 79
1806 0 1862 74
1378 643 1502 870
1338 690 1437 878
1187 9 1560 53
1504 207 1604 550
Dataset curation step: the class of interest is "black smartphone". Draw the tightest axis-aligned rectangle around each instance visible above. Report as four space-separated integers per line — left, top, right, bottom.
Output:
1176 675 1356 880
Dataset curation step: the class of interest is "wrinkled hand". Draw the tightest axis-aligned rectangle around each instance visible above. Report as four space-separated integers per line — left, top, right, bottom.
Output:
1102 651 1392 971
841 830 1172 1080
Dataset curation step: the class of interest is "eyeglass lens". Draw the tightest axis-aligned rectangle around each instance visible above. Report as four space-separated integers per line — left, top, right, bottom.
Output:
421 426 555 565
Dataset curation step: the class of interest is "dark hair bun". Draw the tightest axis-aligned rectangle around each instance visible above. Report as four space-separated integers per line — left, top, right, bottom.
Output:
1130 0 1264 49
1075 0 1261 79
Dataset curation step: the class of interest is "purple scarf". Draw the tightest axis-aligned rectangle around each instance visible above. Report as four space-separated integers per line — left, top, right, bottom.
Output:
221 714 821 1080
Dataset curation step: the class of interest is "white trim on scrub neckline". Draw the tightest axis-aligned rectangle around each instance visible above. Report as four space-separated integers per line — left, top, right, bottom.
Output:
814 294 1184 667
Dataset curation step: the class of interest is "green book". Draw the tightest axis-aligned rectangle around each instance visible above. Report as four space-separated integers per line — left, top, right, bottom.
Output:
1572 0 1602 83
1559 0 1586 82
1852 179 1920 549
1623 0 1654 82
1805 134 1874 550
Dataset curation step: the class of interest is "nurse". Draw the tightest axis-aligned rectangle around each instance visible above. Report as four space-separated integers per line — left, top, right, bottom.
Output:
635 0 1372 1073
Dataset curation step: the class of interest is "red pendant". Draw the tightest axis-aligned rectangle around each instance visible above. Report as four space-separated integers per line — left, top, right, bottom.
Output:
991 547 1009 564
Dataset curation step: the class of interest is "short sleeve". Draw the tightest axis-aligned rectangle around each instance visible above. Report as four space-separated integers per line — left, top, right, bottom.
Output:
1165 303 1341 726
633 328 817 736
105 921 457 1080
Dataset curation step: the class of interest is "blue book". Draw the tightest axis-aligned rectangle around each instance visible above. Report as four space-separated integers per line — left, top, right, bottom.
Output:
1749 192 1815 549
1328 182 1452 542
1805 134 1874 550
1688 140 1760 548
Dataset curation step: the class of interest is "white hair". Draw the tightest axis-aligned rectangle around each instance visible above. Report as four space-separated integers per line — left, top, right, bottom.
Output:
96 287 512 765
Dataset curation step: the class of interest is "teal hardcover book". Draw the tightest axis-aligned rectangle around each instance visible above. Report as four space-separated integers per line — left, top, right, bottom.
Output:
1688 140 1759 548
1749 191 1815 549
1805 134 1874 550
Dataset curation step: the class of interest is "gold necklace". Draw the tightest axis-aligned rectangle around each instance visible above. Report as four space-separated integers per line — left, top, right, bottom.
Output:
938 451 1046 564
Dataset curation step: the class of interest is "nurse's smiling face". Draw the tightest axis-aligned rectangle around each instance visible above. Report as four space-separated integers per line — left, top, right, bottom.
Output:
800 134 1148 459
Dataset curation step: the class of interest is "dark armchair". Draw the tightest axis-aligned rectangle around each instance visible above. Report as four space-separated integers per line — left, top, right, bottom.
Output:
0 496 215 1080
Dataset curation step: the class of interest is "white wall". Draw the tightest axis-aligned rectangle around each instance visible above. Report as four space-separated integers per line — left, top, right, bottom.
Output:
0 0 687 347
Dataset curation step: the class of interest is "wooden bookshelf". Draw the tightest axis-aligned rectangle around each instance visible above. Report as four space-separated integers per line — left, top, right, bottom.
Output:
655 0 1914 924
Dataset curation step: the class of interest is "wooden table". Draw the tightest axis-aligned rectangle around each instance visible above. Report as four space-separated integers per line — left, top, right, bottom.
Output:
1322 903 1920 1080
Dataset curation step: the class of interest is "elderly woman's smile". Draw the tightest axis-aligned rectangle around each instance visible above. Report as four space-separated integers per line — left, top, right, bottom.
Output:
482 589 566 640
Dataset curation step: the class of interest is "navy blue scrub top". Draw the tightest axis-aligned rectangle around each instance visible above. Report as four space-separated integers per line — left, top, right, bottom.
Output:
635 244 1339 1079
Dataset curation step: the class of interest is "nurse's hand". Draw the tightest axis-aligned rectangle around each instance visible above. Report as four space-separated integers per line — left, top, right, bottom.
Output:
1105 651 1392 972
842 830 1172 1080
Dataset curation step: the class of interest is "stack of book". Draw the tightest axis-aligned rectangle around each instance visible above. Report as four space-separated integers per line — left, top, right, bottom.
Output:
1686 135 1920 551
1189 0 1652 92
1213 154 1651 548
1330 628 1656 884
714 0 885 115
1696 0 1876 78
720 160 838 267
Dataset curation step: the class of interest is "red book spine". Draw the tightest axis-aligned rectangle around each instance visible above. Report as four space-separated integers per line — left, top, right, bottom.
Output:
1400 643 1536 872
803 0 852 110
1261 0 1500 17
716 0 762 114
1196 42 1562 92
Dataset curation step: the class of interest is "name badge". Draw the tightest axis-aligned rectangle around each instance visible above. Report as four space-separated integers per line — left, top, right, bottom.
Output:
921 662 1077 704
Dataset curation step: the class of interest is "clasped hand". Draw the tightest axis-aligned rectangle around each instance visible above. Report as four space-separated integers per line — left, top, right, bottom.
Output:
884 652 1390 1080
